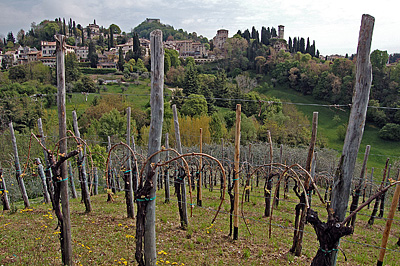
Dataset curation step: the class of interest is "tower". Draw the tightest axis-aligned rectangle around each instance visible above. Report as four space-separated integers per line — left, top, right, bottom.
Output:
278 25 284 40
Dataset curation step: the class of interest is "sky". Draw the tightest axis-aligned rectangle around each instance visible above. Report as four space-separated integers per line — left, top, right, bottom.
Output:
0 0 399 56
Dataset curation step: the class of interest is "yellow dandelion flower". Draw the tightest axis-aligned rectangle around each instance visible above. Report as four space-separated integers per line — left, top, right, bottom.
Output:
166 261 170 264
118 223 122 227
123 262 127 265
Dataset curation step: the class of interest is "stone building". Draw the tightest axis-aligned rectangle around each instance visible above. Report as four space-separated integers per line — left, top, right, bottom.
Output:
213 29 228 50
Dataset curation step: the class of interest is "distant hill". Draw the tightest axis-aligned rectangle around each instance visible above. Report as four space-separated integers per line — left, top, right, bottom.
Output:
133 19 209 43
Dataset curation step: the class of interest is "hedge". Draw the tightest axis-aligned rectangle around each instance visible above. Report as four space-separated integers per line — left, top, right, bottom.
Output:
79 68 117 74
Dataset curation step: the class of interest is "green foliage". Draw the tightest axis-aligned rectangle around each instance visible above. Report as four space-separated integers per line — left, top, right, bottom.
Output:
336 124 347 141
65 53 81 83
182 64 199 95
73 76 96 93
378 123 400 141
79 68 117 74
209 113 227 142
181 94 208 117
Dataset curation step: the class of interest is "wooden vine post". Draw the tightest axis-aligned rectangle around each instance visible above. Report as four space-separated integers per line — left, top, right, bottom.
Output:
55 33 73 265
233 104 241 240
329 14 374 266
72 110 92 212
36 158 51 203
348 145 370 227
292 112 318 256
172 104 189 227
37 118 54 199
198 128 203 206
0 168 10 210
68 161 77 199
377 174 400 266
136 29 164 266
164 133 170 203
9 121 30 208
125 107 135 218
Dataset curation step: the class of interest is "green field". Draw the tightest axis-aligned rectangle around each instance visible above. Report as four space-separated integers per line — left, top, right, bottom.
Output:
257 84 400 172
1 185 399 265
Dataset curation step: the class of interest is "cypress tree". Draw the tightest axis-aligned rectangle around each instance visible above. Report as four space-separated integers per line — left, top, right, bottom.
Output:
288 37 293 53
118 47 124 71
183 64 199 95
261 27 268 45
299 37 305 53
271 27 277 38
293 37 298 53
243 29 251 42
306 37 310 54
133 32 141 61
311 40 316 57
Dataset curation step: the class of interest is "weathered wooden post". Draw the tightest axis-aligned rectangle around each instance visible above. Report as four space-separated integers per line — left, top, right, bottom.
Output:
36 158 51 203
264 130 273 217
348 145 370 227
9 121 30 208
377 174 400 266
0 168 10 210
329 14 374 266
172 104 189 227
379 164 391 217
142 29 164 266
37 118 54 201
125 107 135 218
55 33 73 265
131 135 138 193
292 112 318 256
233 104 241 240
72 110 92 213
198 128 203 206
368 167 374 208
107 136 115 198
93 167 98 195
68 161 77 199
164 133 170 203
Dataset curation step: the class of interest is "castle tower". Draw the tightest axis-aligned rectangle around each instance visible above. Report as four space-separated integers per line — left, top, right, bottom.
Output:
278 25 284 40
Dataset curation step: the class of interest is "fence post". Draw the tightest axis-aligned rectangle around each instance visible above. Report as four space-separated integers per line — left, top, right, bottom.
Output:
233 104 241 240
72 110 92 212
329 14 375 266
125 107 135 218
55 33 73 265
143 29 164 266
9 121 30 208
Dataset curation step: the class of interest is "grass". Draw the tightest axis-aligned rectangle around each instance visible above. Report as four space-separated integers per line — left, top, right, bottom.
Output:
1 185 399 265
257 84 400 172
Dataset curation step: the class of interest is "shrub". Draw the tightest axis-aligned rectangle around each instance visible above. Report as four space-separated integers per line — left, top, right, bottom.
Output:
378 123 400 141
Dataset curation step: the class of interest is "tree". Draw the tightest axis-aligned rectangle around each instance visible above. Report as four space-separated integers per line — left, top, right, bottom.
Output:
164 52 171 74
209 113 227 141
132 32 141 61
182 64 199 95
88 41 98 68
65 53 81 83
118 47 124 71
6 32 15 45
180 94 208 117
17 29 25 46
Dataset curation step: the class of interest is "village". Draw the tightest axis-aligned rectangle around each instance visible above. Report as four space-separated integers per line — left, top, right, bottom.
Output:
0 18 320 70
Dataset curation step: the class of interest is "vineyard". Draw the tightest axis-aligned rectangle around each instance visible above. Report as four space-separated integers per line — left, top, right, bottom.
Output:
1 16 400 266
